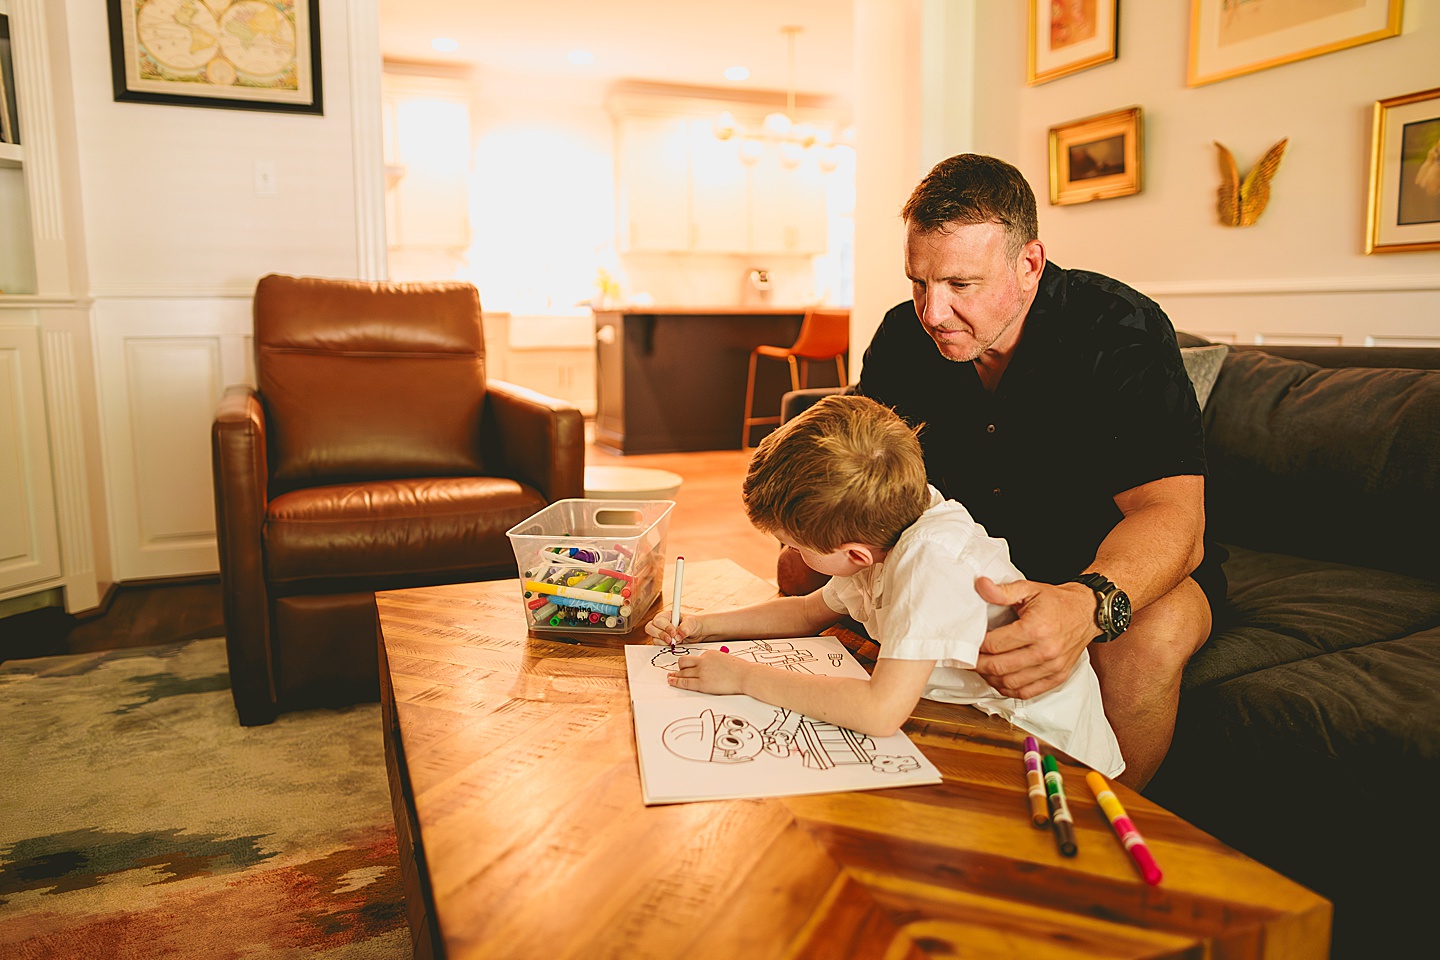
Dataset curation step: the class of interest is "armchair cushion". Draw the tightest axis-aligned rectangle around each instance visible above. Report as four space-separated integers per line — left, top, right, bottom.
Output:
255 275 490 489
264 476 546 593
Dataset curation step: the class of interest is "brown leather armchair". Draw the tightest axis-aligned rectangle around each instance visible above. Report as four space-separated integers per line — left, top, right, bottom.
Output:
212 274 584 725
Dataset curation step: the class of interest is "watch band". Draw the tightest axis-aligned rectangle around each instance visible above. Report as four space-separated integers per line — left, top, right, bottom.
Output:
1068 573 1129 642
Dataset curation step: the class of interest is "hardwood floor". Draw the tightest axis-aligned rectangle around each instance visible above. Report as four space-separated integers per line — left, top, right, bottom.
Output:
0 437 772 664
585 432 779 583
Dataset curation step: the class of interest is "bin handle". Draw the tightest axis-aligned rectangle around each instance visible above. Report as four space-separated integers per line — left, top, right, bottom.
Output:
593 508 645 528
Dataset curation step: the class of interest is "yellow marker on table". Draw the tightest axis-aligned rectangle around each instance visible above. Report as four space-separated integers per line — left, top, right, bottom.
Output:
1086 771 1163 885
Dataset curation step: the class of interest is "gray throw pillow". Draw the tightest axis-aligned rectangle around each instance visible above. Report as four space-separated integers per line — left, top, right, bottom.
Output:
1182 344 1229 411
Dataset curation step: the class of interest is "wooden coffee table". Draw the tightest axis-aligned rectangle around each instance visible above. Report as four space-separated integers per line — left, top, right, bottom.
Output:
377 559 1330 960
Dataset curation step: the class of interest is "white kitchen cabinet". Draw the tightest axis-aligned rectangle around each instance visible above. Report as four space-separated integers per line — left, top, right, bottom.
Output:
687 122 748 253
485 314 596 417
750 151 828 254
0 0 99 612
615 111 829 256
617 116 690 253
382 74 471 250
505 350 596 417
0 324 60 595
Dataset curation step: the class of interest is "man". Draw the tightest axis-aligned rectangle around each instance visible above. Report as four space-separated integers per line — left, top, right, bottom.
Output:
787 154 1223 790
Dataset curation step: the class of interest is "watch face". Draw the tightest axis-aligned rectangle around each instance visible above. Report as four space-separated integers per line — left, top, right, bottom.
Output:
1109 591 1132 635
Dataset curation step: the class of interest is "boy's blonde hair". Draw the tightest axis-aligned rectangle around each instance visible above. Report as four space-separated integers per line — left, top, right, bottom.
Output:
743 394 930 553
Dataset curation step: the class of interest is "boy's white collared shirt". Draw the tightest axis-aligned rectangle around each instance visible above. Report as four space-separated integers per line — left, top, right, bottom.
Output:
821 486 1125 778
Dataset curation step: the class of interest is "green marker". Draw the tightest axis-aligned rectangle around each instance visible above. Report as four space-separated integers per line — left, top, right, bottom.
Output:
1042 754 1078 857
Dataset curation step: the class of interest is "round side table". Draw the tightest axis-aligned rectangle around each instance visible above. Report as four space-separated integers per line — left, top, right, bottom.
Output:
583 465 684 501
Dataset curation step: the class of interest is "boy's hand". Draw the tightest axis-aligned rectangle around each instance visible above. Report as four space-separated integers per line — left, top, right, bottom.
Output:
667 651 749 696
645 612 702 645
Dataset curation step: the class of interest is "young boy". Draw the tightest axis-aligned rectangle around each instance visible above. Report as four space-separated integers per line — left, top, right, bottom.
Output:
646 394 1124 778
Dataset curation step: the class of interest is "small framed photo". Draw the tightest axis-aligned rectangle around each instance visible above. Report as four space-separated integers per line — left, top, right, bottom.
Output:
1028 0 1119 85
1366 86 1440 254
1187 0 1403 88
1048 106 1143 206
106 0 323 115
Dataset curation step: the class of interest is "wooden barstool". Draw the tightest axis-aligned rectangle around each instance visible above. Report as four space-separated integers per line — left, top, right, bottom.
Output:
742 308 849 449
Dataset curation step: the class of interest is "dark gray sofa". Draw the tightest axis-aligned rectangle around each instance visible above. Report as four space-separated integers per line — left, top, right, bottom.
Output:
779 337 1440 959
1145 336 1440 960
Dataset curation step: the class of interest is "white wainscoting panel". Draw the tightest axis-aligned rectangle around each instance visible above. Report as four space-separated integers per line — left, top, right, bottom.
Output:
0 325 62 593
95 298 254 580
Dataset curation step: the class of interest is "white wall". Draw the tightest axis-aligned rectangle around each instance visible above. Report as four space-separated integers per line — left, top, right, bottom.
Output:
66 0 371 296
58 0 383 581
967 1 1440 345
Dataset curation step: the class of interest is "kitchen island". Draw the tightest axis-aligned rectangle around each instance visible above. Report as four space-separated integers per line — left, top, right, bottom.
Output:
592 307 847 454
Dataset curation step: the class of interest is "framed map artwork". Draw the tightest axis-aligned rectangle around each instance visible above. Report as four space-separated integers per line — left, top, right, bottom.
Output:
107 0 323 115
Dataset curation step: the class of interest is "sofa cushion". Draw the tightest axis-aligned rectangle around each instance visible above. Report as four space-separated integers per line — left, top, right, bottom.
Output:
1200 625 1440 769
1185 544 1440 689
1203 350 1440 581
264 476 544 592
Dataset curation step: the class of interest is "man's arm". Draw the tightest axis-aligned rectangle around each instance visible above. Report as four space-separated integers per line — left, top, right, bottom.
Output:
973 474 1206 698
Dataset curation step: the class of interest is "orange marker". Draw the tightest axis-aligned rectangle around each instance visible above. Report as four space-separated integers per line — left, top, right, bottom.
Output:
1022 736 1050 828
1086 771 1163 885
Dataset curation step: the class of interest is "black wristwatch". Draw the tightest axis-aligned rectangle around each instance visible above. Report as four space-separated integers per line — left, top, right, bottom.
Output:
1069 573 1131 643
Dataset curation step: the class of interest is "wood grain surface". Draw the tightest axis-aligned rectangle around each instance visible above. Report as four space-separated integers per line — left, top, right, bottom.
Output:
378 559 1330 960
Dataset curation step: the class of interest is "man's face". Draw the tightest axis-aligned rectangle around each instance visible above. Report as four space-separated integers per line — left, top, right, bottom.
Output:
904 221 1041 363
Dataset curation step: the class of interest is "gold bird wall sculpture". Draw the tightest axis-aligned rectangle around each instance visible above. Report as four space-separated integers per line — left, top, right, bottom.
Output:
1215 138 1288 226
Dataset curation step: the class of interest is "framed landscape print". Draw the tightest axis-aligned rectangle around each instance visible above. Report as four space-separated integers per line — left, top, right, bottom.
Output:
1187 0 1403 87
1028 0 1118 85
1366 87 1440 254
107 0 323 115
1048 106 1143 206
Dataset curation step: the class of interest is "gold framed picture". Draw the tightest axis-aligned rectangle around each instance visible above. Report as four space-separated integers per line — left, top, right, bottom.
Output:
1366 86 1440 254
1048 107 1142 206
1028 0 1118 85
106 0 323 115
1187 0 1403 87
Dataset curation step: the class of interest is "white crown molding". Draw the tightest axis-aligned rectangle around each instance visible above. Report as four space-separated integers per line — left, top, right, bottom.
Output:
1137 275 1440 297
0 295 88 309
88 285 256 300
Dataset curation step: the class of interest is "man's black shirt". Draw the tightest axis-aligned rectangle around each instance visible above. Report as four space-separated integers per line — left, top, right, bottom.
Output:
857 261 1224 595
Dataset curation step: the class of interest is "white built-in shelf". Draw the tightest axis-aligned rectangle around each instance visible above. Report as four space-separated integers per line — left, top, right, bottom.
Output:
0 142 22 168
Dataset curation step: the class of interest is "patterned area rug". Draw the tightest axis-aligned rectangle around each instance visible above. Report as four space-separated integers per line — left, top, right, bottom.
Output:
0 638 411 959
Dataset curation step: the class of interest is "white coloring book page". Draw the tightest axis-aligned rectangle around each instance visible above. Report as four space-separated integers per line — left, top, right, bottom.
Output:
625 637 942 805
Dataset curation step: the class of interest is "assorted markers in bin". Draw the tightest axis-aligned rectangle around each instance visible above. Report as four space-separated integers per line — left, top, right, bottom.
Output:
522 544 647 631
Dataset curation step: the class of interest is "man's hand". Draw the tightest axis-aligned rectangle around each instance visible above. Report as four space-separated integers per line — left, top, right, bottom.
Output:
974 577 1096 698
667 651 751 696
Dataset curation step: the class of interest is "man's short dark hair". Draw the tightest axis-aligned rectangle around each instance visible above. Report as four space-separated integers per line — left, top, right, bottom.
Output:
901 154 1039 260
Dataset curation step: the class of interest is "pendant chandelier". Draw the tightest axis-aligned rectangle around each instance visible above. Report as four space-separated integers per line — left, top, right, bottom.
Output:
712 26 844 171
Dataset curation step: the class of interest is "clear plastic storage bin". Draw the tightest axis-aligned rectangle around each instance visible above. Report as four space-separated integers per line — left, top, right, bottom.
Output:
506 499 675 634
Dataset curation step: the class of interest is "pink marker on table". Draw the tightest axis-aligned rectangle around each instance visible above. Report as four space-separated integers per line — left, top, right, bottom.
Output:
1086 771 1163 885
